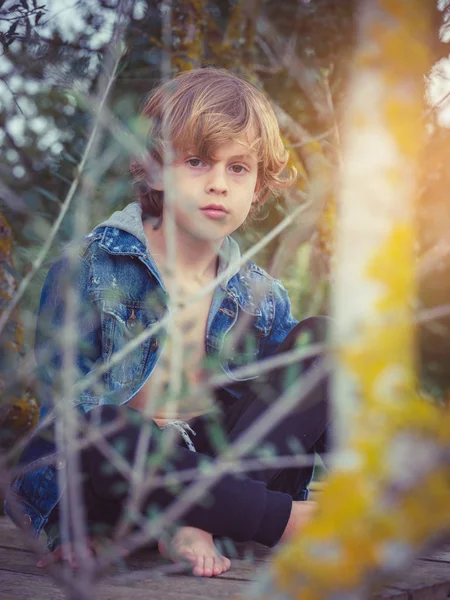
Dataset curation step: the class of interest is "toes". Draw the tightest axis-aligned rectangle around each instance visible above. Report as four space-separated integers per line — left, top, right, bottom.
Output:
203 556 214 577
219 556 231 575
192 556 205 577
213 559 223 576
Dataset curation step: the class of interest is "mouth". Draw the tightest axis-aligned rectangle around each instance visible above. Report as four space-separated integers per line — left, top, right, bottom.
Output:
200 204 229 220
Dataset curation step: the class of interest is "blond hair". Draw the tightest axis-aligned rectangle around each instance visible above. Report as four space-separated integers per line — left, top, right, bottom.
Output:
129 67 296 219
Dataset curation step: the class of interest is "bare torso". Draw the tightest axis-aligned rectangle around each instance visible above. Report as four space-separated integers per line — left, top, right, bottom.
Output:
128 277 215 425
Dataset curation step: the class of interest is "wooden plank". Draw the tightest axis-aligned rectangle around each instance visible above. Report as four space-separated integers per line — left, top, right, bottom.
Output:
0 527 36 553
0 569 412 600
1 549 447 600
0 516 270 564
0 571 65 600
0 561 253 600
233 540 271 561
2 514 450 600
99 573 251 600
0 543 259 596
372 589 408 599
0 547 42 576
117 552 260 583
0 541 261 583
0 516 47 553
389 559 450 600
420 544 450 563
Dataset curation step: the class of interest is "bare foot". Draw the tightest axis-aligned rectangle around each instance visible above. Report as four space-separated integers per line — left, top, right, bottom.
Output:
158 526 231 577
279 500 317 544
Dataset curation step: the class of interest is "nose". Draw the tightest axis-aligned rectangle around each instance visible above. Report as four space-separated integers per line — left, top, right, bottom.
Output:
206 165 228 196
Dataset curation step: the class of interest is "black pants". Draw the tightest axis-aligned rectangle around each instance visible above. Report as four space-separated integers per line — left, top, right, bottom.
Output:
79 316 331 548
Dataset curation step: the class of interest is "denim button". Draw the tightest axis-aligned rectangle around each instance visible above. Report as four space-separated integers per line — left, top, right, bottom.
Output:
151 339 158 351
23 514 31 528
127 309 137 329
55 458 66 470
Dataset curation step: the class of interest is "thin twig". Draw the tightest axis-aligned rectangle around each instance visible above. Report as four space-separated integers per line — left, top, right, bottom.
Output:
94 358 330 568
0 56 124 339
1 76 25 116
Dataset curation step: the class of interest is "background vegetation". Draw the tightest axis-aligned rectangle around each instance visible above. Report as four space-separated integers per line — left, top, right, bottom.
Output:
2 0 450 411
1 1 450 597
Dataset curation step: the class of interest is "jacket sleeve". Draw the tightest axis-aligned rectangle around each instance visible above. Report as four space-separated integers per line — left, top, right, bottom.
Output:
34 254 103 551
34 254 103 420
261 278 299 358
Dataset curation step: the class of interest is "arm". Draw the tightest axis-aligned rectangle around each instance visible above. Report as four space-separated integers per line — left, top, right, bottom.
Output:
35 254 103 420
34 254 103 552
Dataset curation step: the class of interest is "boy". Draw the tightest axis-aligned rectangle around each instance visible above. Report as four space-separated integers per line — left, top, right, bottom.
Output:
5 68 330 577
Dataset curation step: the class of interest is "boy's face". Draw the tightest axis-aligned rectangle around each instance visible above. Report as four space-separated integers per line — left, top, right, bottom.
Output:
152 137 260 243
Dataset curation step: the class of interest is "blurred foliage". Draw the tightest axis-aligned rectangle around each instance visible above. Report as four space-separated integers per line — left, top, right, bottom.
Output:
0 0 359 302
0 0 449 430
417 120 450 395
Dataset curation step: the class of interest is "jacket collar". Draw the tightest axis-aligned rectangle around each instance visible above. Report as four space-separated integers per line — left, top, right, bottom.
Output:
94 202 243 290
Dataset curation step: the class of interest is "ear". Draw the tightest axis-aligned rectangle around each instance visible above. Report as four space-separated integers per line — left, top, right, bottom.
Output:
142 154 164 191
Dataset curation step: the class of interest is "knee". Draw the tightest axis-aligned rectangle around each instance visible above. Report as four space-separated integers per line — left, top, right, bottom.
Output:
282 316 331 351
294 316 331 344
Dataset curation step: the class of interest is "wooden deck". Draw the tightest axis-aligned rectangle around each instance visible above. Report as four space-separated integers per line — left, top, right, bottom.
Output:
1 517 450 599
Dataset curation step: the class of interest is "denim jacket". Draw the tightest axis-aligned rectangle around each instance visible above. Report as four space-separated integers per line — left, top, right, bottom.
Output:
4 202 298 546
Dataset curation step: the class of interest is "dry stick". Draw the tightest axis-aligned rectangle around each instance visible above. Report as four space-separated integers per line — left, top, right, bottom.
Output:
323 76 344 172
0 466 97 599
105 360 329 565
0 5 135 598
417 240 450 280
8 428 321 488
256 20 334 277
3 198 310 471
69 201 310 396
5 207 322 556
61 0 138 585
417 304 450 323
1 141 130 402
1 96 309 427
255 16 328 119
70 200 313 537
7 340 325 483
94 358 330 569
55 41 134 600
114 0 184 542
55 60 129 597
123 452 322 506
268 102 332 279
160 0 183 405
287 128 335 149
4 60 320 574
112 450 324 541
0 68 120 341
1 303 321 477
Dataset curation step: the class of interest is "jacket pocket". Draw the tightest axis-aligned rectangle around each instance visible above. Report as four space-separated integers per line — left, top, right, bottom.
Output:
95 298 156 386
6 455 62 538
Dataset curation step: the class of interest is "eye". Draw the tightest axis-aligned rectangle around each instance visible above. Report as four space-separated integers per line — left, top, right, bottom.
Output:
230 164 248 174
186 157 205 168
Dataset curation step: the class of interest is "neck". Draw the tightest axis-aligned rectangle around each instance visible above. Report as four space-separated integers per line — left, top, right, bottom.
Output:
144 220 222 283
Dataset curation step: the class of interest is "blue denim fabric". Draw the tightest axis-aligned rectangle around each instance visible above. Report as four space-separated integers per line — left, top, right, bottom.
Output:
4 217 299 542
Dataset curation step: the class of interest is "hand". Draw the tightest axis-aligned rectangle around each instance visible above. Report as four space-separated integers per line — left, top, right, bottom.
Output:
36 537 130 568
37 538 98 568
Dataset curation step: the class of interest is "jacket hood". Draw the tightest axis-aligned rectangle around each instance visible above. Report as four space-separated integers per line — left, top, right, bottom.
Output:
95 202 243 287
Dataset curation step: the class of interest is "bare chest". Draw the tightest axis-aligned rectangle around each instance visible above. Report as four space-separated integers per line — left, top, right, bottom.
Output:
171 289 213 361
129 286 214 416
